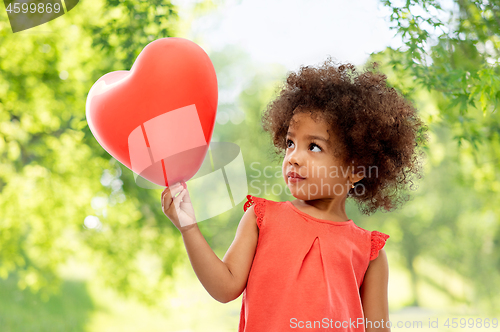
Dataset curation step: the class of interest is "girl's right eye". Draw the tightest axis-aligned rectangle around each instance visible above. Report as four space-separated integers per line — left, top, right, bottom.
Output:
286 139 294 148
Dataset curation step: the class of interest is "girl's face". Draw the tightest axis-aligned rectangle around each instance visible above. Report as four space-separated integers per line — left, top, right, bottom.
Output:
282 112 352 201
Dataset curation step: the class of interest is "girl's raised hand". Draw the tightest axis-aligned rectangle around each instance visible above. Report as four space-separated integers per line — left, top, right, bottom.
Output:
161 182 197 233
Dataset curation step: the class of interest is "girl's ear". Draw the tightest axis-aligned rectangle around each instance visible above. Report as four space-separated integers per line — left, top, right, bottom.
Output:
348 162 366 184
349 167 365 185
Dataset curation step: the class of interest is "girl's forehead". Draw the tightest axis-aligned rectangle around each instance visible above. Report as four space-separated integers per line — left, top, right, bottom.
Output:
288 112 339 147
289 112 329 131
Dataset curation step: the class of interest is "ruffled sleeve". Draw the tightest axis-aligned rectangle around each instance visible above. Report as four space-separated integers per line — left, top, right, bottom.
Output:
243 195 266 229
370 230 390 261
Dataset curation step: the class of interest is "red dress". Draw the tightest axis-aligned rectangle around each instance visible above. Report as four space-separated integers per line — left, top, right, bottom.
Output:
238 195 390 332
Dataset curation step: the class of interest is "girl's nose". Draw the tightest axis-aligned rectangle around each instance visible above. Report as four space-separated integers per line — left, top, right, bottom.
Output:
288 147 304 166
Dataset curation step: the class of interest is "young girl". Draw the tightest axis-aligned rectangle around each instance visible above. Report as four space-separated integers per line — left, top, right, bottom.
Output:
162 58 428 332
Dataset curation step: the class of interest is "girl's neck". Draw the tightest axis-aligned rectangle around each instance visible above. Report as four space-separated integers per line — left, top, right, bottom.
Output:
291 195 349 222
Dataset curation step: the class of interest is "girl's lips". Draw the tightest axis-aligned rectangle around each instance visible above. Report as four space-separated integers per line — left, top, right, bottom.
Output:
288 176 305 183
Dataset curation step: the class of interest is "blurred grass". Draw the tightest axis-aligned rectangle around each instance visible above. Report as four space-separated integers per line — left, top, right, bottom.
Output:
0 272 94 332
82 260 242 332
0 247 495 332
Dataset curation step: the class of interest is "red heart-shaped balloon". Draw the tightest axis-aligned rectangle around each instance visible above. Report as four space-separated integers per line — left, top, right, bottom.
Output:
86 37 218 187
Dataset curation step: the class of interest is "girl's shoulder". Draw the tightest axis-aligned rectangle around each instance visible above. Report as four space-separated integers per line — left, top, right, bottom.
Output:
242 195 270 229
369 230 390 260
242 195 286 229
243 195 264 212
243 194 286 209
345 221 390 261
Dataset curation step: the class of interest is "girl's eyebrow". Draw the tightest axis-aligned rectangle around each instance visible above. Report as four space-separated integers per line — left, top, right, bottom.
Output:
286 131 329 143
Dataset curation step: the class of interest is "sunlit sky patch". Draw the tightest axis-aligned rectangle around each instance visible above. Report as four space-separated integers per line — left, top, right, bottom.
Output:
173 0 403 69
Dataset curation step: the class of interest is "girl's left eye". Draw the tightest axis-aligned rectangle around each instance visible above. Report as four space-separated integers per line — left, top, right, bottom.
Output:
310 143 322 152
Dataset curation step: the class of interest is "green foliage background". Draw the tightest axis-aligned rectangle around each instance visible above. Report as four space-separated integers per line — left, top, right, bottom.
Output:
0 0 188 306
0 0 499 330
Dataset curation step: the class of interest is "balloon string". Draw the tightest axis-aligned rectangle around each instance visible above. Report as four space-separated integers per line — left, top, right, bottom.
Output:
161 159 168 187
141 124 150 147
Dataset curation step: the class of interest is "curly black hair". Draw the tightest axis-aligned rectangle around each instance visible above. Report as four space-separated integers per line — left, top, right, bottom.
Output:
261 57 429 215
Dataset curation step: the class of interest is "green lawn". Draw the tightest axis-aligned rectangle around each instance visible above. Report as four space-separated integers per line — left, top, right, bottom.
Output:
0 273 94 332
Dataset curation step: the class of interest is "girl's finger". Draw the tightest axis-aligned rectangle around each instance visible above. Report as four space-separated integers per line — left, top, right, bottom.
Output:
163 190 171 211
162 187 172 202
174 188 187 205
165 184 183 198
179 185 192 204
161 187 172 203
172 184 184 197
167 185 182 206
162 181 181 194
163 186 178 210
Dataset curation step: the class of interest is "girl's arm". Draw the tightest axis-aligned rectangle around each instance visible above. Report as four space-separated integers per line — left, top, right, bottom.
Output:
162 184 258 303
360 248 391 332
222 204 259 301
180 204 259 303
